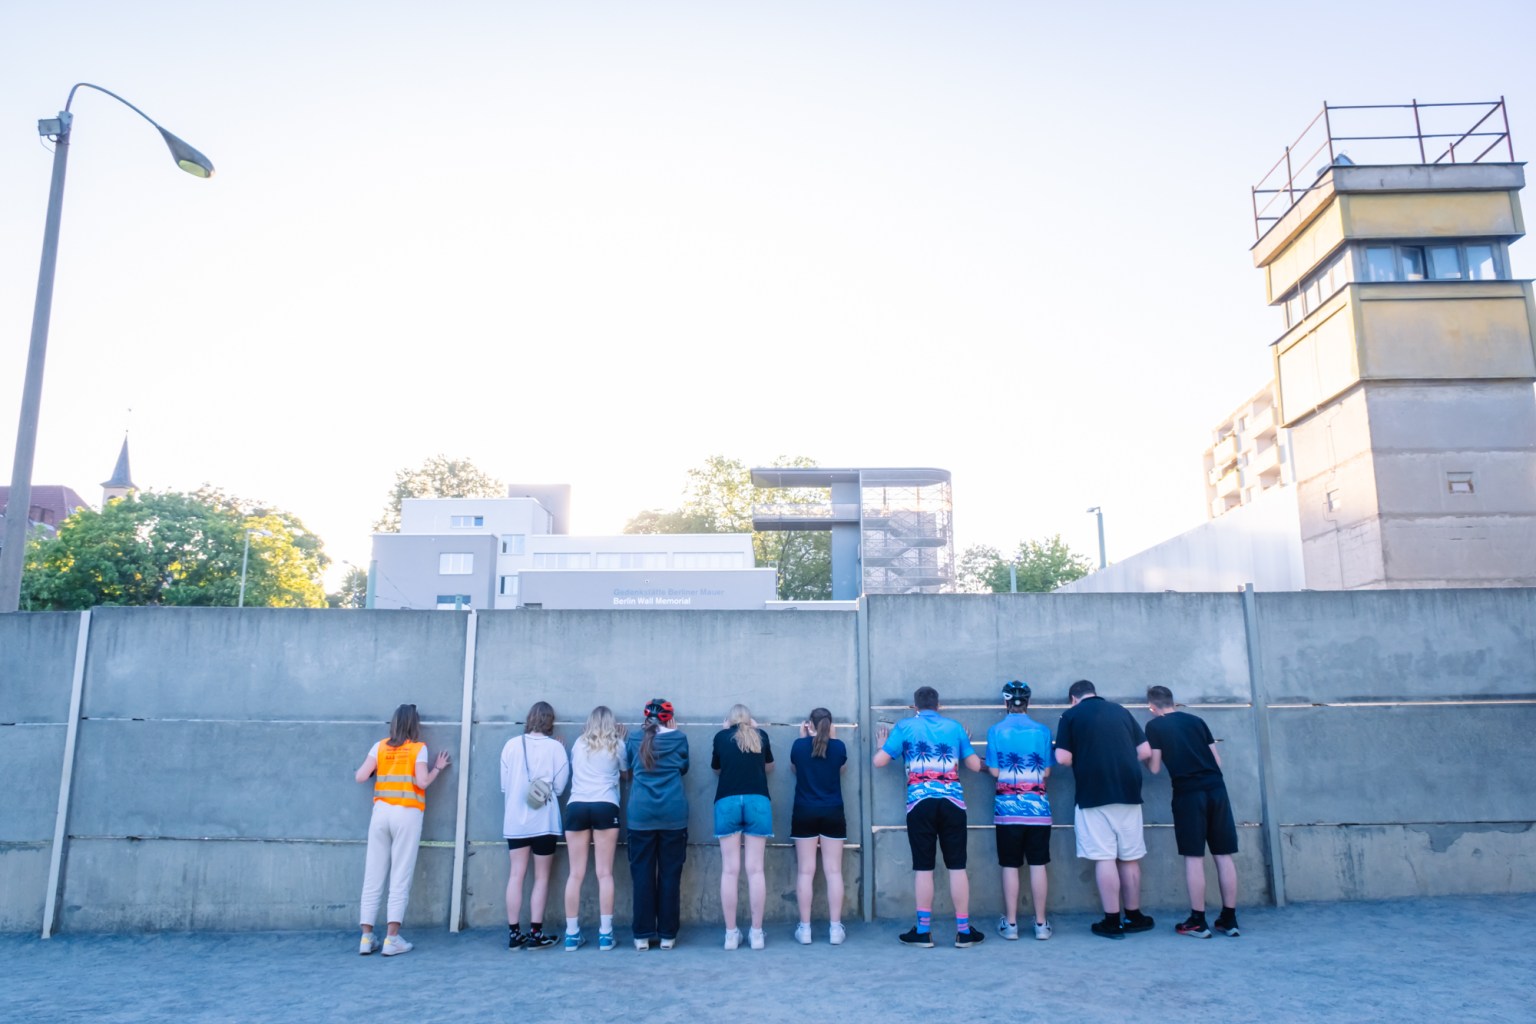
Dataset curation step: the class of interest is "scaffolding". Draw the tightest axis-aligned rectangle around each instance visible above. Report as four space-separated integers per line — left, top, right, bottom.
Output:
749 467 955 596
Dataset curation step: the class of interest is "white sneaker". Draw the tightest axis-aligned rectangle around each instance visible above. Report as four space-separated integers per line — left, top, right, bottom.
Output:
634 938 650 952
1034 920 1053 941
829 922 847 945
749 928 765 950
997 916 1020 941
381 935 413 957
658 937 676 950
723 928 742 951
359 933 380 955
795 922 812 945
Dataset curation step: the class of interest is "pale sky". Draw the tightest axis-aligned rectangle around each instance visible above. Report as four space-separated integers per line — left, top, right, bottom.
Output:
3 0 1534 587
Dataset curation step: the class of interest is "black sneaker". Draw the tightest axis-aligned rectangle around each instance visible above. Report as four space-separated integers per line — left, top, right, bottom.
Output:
954 927 986 949
898 928 935 948
1121 911 1155 933
508 928 526 950
1175 915 1212 939
1090 919 1125 940
1212 915 1241 937
524 931 559 950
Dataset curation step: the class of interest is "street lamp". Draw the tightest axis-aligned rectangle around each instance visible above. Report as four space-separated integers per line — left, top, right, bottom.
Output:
238 529 272 608
0 84 214 613
1086 506 1107 570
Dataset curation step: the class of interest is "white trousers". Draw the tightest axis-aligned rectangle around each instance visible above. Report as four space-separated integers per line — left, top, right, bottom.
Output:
359 801 424 926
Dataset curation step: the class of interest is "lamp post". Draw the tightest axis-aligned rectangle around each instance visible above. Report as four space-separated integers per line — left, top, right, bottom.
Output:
1086 506 1107 570
238 529 272 608
0 84 213 613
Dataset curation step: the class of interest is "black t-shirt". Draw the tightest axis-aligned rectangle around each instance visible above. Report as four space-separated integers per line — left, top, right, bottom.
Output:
711 728 774 800
1054 696 1146 809
1145 711 1223 793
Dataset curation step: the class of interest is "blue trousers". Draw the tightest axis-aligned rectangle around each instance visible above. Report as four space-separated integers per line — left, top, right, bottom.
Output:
627 828 687 940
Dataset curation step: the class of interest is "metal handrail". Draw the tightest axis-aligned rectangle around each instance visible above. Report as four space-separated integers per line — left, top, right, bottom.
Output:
1252 98 1514 240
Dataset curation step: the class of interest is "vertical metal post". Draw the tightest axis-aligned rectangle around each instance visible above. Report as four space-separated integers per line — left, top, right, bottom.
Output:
42 608 91 937
0 118 71 613
1322 102 1335 164
1240 584 1287 907
1284 146 1294 206
855 595 876 922
449 610 478 931
1412 98 1427 163
1500 96 1513 161
238 531 253 607
365 559 378 609
1009 564 1017 593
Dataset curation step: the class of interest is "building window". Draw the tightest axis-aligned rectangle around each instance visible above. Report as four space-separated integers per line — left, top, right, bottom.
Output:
499 574 520 596
439 552 474 575
1465 245 1497 280
1359 242 1503 284
501 534 525 555
450 515 484 528
1447 472 1475 495
532 552 592 569
673 551 747 570
1325 489 1343 513
436 595 472 610
594 552 667 569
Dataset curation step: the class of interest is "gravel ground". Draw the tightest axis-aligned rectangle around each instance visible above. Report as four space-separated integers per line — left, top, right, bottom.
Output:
4 895 1533 1023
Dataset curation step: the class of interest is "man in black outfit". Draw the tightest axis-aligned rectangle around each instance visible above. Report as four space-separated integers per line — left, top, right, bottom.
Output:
1053 679 1154 940
1145 685 1240 938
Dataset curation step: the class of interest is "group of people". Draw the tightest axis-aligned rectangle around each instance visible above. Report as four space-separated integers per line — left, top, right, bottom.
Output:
877 680 1240 948
353 698 847 955
352 680 1239 956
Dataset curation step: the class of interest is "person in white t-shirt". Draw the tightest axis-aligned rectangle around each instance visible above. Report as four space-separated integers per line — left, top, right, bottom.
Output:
560 705 627 951
500 701 569 950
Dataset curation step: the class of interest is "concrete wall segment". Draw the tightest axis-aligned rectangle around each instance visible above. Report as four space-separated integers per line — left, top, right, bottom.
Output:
0 611 80 723
1254 589 1536 701
81 608 466 721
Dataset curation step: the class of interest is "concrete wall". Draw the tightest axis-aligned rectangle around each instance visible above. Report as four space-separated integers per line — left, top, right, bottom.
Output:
1 590 1532 933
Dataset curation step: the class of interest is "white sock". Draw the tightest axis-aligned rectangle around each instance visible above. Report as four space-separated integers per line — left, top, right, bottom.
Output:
600 914 614 933
566 917 580 936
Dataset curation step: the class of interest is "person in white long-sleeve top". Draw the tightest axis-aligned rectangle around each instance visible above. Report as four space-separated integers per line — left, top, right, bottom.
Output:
501 701 569 950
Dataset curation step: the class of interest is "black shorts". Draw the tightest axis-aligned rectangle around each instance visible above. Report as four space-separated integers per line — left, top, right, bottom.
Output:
507 834 558 856
1171 785 1239 858
565 801 621 832
906 799 967 871
995 824 1052 868
790 806 848 840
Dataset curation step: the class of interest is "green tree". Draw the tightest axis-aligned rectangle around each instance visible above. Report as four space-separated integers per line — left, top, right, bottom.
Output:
957 534 1093 593
626 454 832 600
21 489 329 609
327 565 370 609
373 455 504 532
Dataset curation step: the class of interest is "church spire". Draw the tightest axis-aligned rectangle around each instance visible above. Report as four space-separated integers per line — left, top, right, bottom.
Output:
102 436 136 504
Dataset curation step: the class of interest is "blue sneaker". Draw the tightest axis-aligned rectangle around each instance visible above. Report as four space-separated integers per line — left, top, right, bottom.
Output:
564 932 587 952
598 931 616 952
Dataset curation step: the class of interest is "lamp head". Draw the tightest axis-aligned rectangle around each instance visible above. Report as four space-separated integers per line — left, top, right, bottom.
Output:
159 127 214 178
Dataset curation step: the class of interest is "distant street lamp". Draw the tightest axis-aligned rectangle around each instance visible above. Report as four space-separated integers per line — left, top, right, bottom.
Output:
0 83 214 613
238 529 273 608
1086 506 1107 570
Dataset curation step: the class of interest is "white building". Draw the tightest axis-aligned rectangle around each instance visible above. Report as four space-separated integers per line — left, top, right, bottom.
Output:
370 489 775 610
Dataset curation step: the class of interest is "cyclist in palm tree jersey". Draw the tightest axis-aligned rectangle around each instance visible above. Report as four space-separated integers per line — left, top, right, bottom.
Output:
874 686 986 949
985 681 1053 941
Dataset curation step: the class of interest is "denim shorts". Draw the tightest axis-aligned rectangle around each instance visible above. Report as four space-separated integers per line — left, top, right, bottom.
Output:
713 794 773 838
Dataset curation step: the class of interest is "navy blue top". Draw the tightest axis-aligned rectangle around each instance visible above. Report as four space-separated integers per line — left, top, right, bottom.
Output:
1054 696 1146 809
790 736 847 809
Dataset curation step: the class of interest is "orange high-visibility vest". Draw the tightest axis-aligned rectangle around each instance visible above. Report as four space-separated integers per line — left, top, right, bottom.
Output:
374 740 426 811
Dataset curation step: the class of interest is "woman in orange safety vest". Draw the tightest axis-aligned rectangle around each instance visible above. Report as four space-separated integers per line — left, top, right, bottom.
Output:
354 703 451 956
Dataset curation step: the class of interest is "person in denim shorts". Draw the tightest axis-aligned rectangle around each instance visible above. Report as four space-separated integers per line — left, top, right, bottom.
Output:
712 704 774 950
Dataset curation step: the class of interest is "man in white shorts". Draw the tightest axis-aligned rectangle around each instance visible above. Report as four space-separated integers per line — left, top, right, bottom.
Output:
1053 679 1154 939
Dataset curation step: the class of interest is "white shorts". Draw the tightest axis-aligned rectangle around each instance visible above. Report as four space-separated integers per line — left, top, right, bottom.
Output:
1074 803 1146 862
